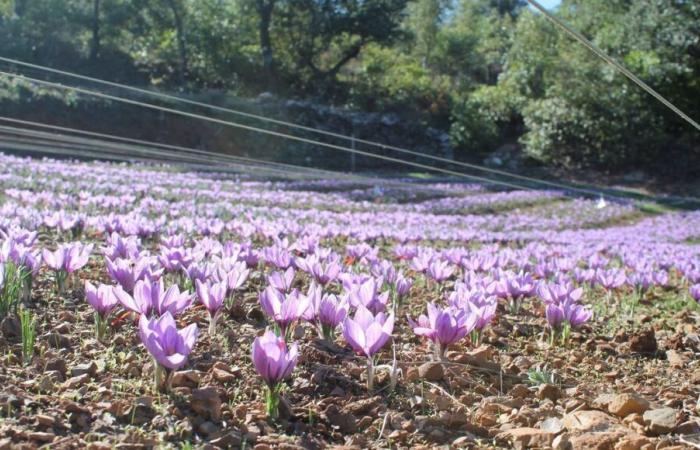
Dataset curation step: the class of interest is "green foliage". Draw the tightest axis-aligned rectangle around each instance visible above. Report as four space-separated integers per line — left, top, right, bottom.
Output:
20 307 36 365
0 261 28 318
0 0 697 173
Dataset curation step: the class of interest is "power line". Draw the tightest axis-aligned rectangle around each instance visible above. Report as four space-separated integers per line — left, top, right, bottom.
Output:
526 0 700 132
0 116 460 194
0 56 634 195
0 69 543 192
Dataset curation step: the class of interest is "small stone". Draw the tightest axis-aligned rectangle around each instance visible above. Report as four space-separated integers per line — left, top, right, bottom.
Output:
608 393 650 418
642 408 677 435
45 332 71 349
496 427 555 449
629 329 657 353
190 387 222 421
324 404 357 434
541 417 564 434
418 362 444 381
666 350 684 369
569 432 627 449
388 430 408 443
552 433 571 450
562 410 619 432
170 370 202 388
614 435 652 450
44 358 68 376
64 373 90 389
537 384 562 402
35 414 56 427
71 362 98 378
212 367 236 383
28 431 55 443
510 384 531 399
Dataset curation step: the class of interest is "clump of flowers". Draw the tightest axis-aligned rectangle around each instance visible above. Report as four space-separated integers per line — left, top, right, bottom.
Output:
195 280 227 335
139 312 198 391
343 305 394 390
43 242 93 293
259 286 309 339
545 299 592 346
85 281 119 341
251 330 298 420
408 303 476 359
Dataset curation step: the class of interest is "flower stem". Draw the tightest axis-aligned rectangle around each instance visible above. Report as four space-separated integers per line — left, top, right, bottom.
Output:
153 360 166 392
367 357 375 391
265 385 280 420
94 312 108 342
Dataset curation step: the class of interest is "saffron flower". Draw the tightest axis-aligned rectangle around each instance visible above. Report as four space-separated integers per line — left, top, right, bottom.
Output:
408 303 476 358
85 281 118 341
42 242 93 292
114 278 192 317
302 284 348 340
690 284 700 302
545 300 592 346
259 286 310 338
251 330 298 419
345 278 390 314
343 305 394 390
426 259 455 283
139 312 198 390
267 267 296 293
195 279 227 335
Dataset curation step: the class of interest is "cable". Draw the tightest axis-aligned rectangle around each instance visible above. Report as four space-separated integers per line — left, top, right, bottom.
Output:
0 116 461 195
526 0 700 132
0 70 544 192
0 56 636 195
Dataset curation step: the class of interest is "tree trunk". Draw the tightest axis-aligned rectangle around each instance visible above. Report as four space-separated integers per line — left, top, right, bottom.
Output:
165 0 188 84
90 0 101 61
256 0 276 89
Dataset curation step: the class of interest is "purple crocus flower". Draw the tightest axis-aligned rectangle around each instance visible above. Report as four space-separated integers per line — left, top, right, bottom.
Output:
139 312 198 389
546 300 592 330
85 280 118 341
302 284 348 340
259 287 310 338
263 246 293 270
408 303 476 357
224 261 250 292
463 297 498 332
251 330 299 419
63 243 93 273
268 267 296 293
85 281 118 318
343 305 394 359
595 268 627 290
114 278 192 317
345 278 390 314
252 330 299 387
342 305 394 390
506 272 535 298
537 281 583 304
690 284 700 302
195 279 227 335
394 273 413 298
426 259 455 283
105 257 160 293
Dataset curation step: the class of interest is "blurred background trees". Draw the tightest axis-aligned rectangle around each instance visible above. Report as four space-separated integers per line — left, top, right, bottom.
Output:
0 0 698 176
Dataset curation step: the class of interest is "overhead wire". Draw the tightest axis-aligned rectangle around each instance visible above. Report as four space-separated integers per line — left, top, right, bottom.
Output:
0 56 632 196
0 117 464 195
525 0 700 132
0 69 547 192
0 62 697 204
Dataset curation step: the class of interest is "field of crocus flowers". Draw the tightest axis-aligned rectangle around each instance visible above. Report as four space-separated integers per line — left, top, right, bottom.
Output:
1 153 700 450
